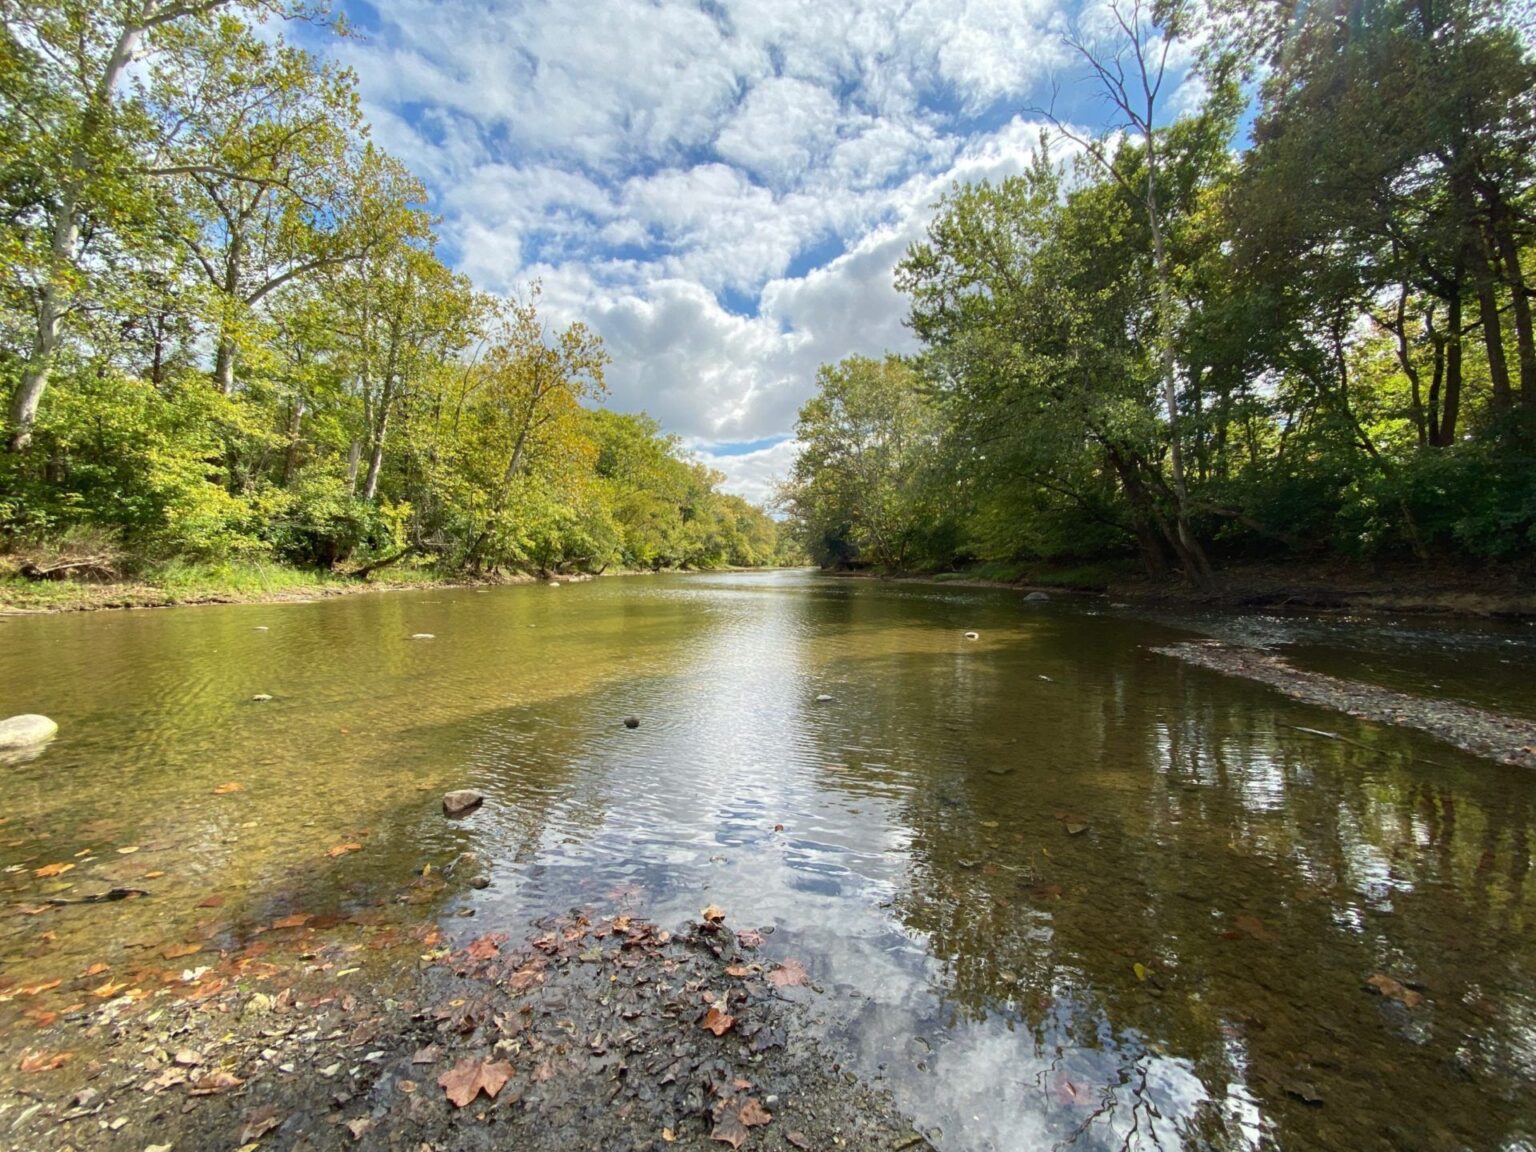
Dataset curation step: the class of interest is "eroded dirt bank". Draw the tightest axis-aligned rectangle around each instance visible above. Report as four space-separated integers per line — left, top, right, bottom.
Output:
1156 640 1536 769
1 907 923 1152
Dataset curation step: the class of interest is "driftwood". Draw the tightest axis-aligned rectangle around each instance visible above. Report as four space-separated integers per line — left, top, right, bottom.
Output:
348 544 422 580
19 557 119 582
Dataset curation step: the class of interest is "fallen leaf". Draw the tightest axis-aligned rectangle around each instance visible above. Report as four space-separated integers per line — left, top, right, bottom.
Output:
16 905 51 916
787 1132 812 1150
189 1070 244 1095
116 845 141 855
739 1098 773 1127
162 942 202 960
701 904 727 923
702 1006 735 1035
80 962 110 977
89 980 129 998
1365 973 1424 1008
346 1117 372 1140
18 1050 70 1072
198 894 226 908
725 964 753 977
19 979 61 995
767 959 810 988
397 1079 417 1094
410 1044 441 1065
1133 962 1149 982
1064 822 1088 836
269 914 311 930
1232 914 1271 941
239 1104 282 1143
710 1112 749 1149
327 842 363 858
465 933 506 961
736 928 763 949
438 1057 513 1108
34 862 75 878
213 782 244 794
662 1128 676 1142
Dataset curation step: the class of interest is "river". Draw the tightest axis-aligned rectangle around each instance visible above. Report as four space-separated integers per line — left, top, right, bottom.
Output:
2 570 1533 1151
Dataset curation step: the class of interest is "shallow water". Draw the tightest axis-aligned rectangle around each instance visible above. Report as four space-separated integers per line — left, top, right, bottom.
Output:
2 572 1534 1151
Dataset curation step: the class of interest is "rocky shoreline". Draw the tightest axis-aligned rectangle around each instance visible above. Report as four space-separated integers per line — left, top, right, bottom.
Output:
1 907 923 1152
1155 641 1536 770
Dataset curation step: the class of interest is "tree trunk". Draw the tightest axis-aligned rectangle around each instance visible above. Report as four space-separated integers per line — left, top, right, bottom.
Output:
282 394 307 486
1142 136 1211 589
1472 240 1512 416
6 19 142 452
346 440 362 494
362 411 388 502
213 335 237 395
1441 291 1463 445
1489 211 1536 404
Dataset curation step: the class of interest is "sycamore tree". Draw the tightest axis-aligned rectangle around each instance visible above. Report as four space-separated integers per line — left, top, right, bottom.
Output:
0 0 310 452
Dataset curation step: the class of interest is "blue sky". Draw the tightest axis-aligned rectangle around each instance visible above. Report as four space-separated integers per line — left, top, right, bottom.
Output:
292 0 1202 503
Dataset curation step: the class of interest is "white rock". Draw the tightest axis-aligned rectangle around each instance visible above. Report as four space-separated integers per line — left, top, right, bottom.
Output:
815 694 835 703
409 633 435 640
0 714 58 749
964 631 980 640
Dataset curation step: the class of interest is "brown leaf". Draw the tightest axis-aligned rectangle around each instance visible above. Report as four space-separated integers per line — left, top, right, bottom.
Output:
270 914 311 930
346 1117 372 1140
239 1104 282 1143
18 1050 71 1072
739 1098 773 1127
80 962 110 978
198 894 226 908
701 904 727 923
702 1006 735 1036
438 1057 513 1108
19 979 60 995
465 933 506 961
787 1132 812 1150
327 842 363 858
736 928 763 949
212 782 244 795
162 942 202 959
1365 973 1424 1008
410 1044 441 1065
189 1070 244 1095
725 964 753 977
767 959 810 988
33 862 74 878
1232 914 1270 941
710 1112 749 1149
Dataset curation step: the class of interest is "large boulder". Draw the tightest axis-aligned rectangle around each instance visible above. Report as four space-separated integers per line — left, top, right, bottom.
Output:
0 714 57 750
442 789 485 817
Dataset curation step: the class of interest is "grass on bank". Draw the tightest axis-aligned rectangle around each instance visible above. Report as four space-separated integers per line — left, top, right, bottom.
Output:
0 556 456 612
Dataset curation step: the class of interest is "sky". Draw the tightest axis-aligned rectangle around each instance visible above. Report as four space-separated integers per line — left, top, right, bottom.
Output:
294 0 1200 506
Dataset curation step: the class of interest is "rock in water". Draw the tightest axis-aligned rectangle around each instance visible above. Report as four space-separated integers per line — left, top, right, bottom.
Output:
547 580 561 587
1024 591 1050 602
0 714 58 749
815 694 835 703
623 716 640 729
442 790 484 817
410 633 435 640
964 631 980 640
251 694 273 702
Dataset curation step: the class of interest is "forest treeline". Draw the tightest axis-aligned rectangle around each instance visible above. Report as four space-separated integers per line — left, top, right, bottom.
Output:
0 2 789 577
781 0 1536 586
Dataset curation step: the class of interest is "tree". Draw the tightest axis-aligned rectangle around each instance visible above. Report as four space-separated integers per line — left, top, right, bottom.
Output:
0 0 305 451
779 355 942 570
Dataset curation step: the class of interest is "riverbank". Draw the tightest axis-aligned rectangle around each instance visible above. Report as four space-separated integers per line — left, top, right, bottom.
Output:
824 559 1536 618
0 560 786 615
1 904 922 1152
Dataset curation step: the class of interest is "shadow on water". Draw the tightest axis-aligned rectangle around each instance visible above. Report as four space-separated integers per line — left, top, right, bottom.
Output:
2 572 1534 1151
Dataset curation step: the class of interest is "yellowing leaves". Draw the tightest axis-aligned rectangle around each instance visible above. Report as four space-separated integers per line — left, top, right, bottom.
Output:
33 862 75 878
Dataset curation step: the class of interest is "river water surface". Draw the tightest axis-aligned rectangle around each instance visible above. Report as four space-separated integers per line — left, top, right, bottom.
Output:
2 571 1534 1151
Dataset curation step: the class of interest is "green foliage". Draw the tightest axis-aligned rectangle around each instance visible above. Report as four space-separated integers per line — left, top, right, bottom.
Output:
784 0 1536 576
0 5 781 579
